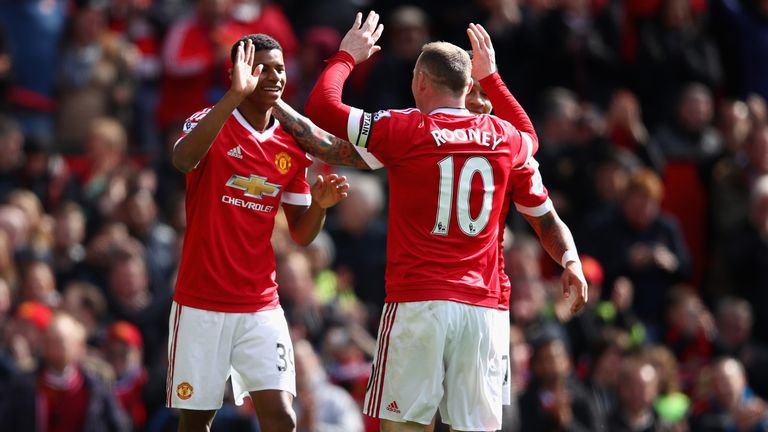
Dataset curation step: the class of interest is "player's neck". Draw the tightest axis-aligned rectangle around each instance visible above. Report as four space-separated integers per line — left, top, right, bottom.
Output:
418 95 466 115
236 102 274 131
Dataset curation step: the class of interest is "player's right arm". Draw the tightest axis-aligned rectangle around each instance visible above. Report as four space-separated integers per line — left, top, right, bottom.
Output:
172 40 263 173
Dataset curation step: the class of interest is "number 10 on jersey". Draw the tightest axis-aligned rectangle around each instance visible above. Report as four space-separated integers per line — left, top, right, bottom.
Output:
432 156 495 237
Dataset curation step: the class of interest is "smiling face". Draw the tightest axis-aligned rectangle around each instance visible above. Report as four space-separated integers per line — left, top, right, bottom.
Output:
246 48 286 110
466 79 492 115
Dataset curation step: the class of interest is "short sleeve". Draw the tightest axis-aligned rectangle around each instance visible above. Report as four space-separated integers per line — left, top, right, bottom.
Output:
510 158 553 217
174 107 213 171
346 107 421 168
281 153 313 206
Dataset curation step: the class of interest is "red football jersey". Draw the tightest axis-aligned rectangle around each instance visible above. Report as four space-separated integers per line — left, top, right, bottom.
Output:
174 108 312 312
349 107 534 307
497 158 553 310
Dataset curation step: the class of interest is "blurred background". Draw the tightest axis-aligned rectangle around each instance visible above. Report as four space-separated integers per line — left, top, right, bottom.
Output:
0 0 767 431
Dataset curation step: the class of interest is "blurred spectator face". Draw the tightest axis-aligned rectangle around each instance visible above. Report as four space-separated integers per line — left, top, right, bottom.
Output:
389 6 430 61
466 80 493 115
0 205 30 250
0 117 23 172
717 100 751 153
54 204 86 250
667 289 707 336
305 231 335 276
645 346 682 395
619 361 659 415
109 255 149 304
43 314 86 372
104 321 143 377
124 190 157 235
532 339 570 387
747 126 768 174
277 251 314 301
541 88 580 144
199 0 230 23
0 278 9 319
9 190 44 232
504 236 542 280
594 159 629 205
663 0 693 30
61 282 106 338
594 344 624 386
716 300 752 349
510 278 545 325
712 359 746 410
623 190 659 230
510 324 531 392
21 261 57 306
679 86 714 133
299 27 341 77
73 5 107 45
86 118 127 166
337 175 383 235
10 302 52 359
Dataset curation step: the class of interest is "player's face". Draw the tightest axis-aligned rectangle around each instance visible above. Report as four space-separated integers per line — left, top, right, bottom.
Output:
466 79 492 115
249 48 286 107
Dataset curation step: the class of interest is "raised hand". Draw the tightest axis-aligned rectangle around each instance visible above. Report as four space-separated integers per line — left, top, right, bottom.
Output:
311 174 350 208
466 23 497 80
340 11 385 64
231 39 263 99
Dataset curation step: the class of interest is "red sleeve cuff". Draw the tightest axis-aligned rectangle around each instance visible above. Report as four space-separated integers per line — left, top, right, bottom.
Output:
327 51 356 67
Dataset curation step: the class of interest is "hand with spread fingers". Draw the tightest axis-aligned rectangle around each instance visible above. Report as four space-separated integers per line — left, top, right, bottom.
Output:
311 173 350 209
340 11 385 64
231 39 263 99
466 23 497 80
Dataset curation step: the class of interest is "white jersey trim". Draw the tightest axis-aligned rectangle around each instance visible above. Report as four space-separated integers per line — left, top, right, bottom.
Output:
347 107 372 148
429 107 472 116
281 191 311 206
353 145 385 170
514 198 554 217
513 132 535 169
233 109 278 141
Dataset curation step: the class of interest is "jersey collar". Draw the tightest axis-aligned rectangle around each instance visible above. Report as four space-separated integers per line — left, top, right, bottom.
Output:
233 109 279 141
429 107 472 116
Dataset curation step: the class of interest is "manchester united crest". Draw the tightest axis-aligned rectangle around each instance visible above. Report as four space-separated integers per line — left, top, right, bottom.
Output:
275 151 292 174
177 382 193 400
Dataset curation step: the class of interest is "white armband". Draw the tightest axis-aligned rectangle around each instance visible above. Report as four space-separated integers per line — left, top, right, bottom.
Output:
561 250 580 268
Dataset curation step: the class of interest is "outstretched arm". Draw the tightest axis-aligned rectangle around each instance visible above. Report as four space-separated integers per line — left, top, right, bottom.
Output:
273 99 370 169
523 209 588 313
467 23 538 149
304 11 384 140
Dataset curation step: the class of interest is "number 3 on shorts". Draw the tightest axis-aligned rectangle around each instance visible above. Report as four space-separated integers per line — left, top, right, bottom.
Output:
276 342 294 372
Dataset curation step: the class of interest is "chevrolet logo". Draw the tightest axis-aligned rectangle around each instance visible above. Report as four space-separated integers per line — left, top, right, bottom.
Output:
225 174 280 199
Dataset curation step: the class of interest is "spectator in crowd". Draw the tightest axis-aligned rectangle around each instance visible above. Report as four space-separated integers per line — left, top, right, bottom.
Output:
276 250 327 345
642 344 690 427
585 168 690 329
0 312 129 431
289 26 342 109
293 339 364 432
7 189 53 257
61 281 108 343
726 175 768 343
4 301 52 373
713 297 768 398
52 202 88 286
690 357 768 431
0 0 67 143
56 0 136 153
0 115 25 203
519 334 600 431
608 355 662 432
103 320 149 431
19 259 59 308
632 0 722 128
584 331 629 429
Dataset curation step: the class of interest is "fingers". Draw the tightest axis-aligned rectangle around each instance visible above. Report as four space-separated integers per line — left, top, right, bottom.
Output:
477 24 494 50
252 64 263 78
570 280 588 314
363 11 379 33
236 41 244 64
372 23 384 43
352 12 363 30
467 27 480 52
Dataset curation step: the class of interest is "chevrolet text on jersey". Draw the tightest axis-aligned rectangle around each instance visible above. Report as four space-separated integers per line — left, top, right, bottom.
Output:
221 195 274 213
430 127 506 150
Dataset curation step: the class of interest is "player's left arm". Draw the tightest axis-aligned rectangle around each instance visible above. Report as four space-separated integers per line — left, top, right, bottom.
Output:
523 209 588 313
282 174 349 246
273 99 370 169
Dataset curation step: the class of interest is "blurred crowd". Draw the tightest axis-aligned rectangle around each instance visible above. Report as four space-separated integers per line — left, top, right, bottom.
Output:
0 0 767 431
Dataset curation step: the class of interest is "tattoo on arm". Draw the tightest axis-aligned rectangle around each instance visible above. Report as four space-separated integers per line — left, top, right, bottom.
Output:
523 210 576 265
274 103 370 169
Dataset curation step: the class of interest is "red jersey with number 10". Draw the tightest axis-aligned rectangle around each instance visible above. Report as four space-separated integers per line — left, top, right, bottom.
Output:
174 108 312 312
349 107 534 307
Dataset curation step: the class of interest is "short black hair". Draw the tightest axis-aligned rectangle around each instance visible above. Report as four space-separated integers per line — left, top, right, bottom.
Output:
230 34 282 64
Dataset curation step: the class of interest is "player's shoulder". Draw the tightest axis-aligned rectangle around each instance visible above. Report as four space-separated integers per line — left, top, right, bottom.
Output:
182 107 214 133
372 108 420 122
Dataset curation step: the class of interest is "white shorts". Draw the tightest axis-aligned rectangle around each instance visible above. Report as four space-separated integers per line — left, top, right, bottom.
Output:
166 302 296 410
496 310 511 406
363 301 503 431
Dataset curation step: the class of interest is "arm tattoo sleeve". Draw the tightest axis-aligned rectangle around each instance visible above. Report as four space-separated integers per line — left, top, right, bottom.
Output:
273 101 370 169
523 210 577 266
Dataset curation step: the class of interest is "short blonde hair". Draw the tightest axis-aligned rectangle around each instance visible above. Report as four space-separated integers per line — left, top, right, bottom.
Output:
416 42 471 96
89 117 127 153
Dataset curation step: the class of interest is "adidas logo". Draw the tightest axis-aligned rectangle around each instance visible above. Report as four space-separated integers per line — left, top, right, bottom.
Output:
385 401 400 414
227 146 243 159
